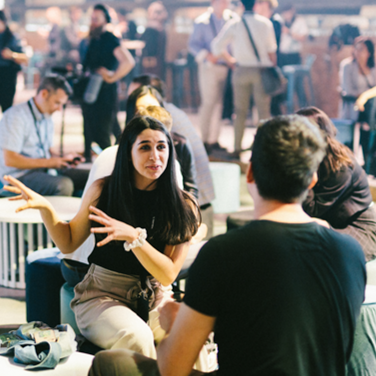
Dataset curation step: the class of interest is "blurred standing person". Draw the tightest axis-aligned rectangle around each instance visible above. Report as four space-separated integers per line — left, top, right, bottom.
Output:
117 9 138 42
340 37 376 163
140 2 168 80
212 0 277 158
60 6 82 68
254 0 284 116
188 0 238 156
45 7 63 70
339 37 376 121
279 3 308 108
81 4 135 162
0 10 27 113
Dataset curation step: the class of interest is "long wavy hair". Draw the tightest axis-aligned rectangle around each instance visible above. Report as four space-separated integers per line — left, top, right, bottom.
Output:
296 107 353 180
95 116 199 245
353 36 375 69
126 85 164 126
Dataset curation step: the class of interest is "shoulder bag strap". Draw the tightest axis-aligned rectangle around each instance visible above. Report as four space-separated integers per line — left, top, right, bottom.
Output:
209 13 219 39
241 17 261 63
358 63 373 89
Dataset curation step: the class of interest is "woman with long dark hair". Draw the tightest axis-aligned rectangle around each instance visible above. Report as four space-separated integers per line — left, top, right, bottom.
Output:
340 36 376 121
125 85 199 198
297 106 376 261
4 116 199 357
0 10 27 112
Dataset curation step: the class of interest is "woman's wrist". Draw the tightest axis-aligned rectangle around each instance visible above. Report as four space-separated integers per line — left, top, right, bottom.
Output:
124 227 147 251
129 227 139 243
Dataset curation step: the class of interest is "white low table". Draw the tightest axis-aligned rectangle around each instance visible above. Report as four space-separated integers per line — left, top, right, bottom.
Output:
0 196 81 289
0 351 93 376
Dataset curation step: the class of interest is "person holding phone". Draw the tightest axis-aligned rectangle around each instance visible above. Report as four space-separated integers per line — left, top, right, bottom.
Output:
0 75 88 196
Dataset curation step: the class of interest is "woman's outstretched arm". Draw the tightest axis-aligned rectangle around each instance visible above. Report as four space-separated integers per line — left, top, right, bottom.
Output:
4 175 102 254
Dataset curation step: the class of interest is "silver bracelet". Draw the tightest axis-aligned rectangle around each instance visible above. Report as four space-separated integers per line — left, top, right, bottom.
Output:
123 228 147 251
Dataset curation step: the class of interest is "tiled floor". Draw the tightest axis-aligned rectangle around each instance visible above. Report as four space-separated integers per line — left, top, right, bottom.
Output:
0 80 256 327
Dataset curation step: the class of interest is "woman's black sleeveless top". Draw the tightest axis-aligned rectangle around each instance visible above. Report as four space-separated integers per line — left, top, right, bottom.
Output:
88 188 165 275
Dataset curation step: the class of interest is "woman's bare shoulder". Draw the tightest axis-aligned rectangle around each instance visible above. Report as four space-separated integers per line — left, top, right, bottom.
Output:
81 178 107 207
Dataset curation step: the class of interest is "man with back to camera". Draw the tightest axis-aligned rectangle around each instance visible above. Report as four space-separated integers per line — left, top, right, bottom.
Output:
88 115 366 376
212 0 277 159
0 74 89 196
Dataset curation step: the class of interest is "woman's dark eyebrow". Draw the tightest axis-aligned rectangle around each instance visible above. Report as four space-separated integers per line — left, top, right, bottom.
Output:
138 140 167 145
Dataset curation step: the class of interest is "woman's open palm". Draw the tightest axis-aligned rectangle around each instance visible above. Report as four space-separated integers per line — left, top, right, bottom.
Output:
89 205 137 247
3 175 50 212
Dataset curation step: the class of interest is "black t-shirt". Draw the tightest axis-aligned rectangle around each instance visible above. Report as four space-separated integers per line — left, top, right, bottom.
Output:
84 31 120 72
303 159 372 228
184 220 366 376
0 30 22 71
88 187 165 275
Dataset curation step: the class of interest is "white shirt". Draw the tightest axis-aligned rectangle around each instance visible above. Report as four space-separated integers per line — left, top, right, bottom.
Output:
279 16 308 54
211 12 277 67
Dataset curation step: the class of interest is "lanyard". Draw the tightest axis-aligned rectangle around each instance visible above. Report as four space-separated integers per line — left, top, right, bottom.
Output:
27 100 48 159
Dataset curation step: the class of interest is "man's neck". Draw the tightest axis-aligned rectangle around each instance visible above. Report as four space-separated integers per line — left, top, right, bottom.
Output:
32 96 45 114
254 199 313 224
212 9 224 19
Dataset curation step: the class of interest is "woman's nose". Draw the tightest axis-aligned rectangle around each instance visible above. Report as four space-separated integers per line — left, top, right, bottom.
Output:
149 148 159 160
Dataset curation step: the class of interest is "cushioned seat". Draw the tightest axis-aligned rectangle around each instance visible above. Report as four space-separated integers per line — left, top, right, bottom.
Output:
26 248 65 327
60 283 80 335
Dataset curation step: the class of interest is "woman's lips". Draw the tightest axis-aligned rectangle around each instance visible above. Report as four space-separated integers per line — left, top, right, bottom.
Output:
146 165 161 171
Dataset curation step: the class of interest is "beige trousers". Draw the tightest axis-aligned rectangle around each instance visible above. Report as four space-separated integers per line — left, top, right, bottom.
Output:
232 66 271 151
71 264 173 359
198 62 229 144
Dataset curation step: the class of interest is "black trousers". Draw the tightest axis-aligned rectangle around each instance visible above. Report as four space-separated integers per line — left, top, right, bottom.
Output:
0 69 17 113
82 82 118 161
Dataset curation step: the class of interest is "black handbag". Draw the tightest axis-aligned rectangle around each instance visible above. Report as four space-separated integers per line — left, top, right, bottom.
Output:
241 18 286 96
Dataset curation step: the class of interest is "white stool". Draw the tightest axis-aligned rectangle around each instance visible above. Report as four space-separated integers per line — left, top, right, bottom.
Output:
366 259 376 286
0 196 80 289
209 162 240 214
0 351 94 376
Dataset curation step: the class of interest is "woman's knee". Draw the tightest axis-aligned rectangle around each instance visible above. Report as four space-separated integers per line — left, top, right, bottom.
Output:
90 349 159 376
112 324 156 358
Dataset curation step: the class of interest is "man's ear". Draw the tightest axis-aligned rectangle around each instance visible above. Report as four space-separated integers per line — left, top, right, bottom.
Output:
40 89 50 100
308 171 318 190
246 162 254 184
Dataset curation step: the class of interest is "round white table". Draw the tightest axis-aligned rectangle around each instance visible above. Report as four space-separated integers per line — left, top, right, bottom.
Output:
0 197 81 289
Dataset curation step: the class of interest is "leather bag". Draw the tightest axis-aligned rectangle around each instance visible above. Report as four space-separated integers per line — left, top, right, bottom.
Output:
241 17 286 96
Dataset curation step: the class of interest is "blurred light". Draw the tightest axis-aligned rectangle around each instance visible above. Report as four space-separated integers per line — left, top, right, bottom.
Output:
137 25 145 34
0 0 4 9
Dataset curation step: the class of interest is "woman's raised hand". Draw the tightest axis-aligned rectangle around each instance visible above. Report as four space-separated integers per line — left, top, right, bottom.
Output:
3 175 50 212
89 206 138 247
